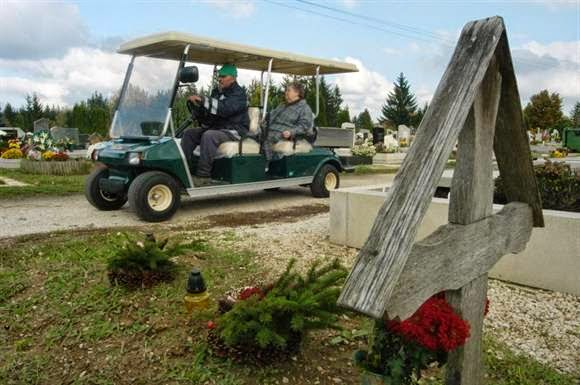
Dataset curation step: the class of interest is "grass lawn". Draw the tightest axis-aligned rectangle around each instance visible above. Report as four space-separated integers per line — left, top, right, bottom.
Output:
353 165 399 175
0 168 89 199
1 229 576 385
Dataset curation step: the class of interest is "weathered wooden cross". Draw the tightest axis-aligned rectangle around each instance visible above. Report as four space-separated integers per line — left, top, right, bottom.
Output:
337 16 544 385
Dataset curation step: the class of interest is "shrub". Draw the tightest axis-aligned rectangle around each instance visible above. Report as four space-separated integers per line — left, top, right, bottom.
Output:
107 233 183 288
210 259 347 362
352 138 377 157
1 148 23 159
495 160 579 212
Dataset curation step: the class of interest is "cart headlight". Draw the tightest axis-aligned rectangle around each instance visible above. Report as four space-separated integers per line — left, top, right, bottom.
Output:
127 152 142 165
91 149 100 161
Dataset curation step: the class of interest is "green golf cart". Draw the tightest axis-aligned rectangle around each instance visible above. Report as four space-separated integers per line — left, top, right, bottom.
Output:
85 32 358 222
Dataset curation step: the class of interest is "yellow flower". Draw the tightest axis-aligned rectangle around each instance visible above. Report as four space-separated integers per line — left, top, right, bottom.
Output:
1 148 23 159
42 151 56 161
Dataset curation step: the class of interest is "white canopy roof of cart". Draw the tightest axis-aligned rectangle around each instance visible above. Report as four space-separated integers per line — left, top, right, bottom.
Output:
118 31 358 76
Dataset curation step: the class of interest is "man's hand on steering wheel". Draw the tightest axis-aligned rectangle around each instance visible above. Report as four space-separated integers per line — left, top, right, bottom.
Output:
188 95 202 105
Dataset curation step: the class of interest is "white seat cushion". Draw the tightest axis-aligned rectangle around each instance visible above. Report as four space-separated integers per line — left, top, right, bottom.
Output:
248 107 261 135
192 138 260 158
272 140 313 157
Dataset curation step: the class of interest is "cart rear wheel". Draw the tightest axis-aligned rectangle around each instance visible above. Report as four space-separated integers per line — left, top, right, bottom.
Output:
128 171 181 222
310 164 340 198
85 166 127 210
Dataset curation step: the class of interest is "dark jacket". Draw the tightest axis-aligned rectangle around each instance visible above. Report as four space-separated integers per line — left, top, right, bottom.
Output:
200 82 249 138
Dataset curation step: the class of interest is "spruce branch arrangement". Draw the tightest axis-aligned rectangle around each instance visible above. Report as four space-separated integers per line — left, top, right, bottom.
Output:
214 258 348 355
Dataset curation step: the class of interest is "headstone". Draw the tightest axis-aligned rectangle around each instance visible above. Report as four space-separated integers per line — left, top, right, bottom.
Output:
397 124 410 140
51 127 80 145
397 125 411 146
384 134 398 148
341 122 355 130
33 118 50 133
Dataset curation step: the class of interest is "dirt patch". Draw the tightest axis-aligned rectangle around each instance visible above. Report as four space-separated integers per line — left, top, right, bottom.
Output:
200 204 329 229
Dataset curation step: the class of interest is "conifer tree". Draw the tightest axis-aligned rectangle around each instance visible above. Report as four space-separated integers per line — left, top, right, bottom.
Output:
337 107 351 127
3 103 15 126
357 109 374 132
380 72 418 127
570 101 580 127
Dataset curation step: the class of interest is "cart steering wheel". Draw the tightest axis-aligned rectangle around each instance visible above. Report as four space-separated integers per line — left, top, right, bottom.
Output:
186 99 205 118
175 99 209 138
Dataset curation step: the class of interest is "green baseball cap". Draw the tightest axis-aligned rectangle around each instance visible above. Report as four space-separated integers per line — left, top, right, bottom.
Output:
218 64 237 77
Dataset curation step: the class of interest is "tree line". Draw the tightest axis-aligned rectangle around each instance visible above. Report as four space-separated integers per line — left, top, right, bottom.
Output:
1 73 578 137
0 76 353 136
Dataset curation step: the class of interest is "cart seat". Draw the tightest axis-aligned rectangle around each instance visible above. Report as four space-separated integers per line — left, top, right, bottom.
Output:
218 138 260 157
272 139 313 156
190 137 260 158
192 107 262 158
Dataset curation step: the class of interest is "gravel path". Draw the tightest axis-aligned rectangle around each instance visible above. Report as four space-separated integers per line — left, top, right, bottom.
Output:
205 213 580 375
0 173 394 239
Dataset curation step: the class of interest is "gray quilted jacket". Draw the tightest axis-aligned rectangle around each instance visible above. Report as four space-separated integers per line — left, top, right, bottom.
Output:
266 99 314 139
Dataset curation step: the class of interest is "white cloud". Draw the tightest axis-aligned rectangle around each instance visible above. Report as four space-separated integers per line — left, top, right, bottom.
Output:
513 41 580 111
332 57 392 120
204 0 256 18
0 48 129 107
406 35 580 112
522 41 580 65
0 2 88 59
0 48 285 109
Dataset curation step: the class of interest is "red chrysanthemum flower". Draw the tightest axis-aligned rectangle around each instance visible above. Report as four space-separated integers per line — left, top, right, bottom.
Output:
238 286 264 301
388 296 470 352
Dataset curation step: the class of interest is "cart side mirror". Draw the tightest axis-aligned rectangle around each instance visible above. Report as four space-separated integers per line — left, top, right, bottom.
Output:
179 66 199 83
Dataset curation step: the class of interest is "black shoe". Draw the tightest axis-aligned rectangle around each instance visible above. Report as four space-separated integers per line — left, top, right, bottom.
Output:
193 176 213 187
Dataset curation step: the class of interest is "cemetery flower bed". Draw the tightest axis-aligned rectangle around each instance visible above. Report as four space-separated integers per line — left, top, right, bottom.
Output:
352 138 377 158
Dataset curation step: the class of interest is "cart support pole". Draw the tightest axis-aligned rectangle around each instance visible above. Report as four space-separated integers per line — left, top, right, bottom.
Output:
262 58 274 120
314 66 320 118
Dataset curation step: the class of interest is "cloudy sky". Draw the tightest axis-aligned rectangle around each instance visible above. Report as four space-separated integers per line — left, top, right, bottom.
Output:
0 0 578 120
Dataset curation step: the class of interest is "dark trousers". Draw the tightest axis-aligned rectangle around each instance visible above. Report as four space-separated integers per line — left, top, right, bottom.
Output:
181 128 233 177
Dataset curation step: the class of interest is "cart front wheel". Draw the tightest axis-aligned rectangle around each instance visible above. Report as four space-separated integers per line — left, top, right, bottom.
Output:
128 171 181 222
310 164 340 198
85 166 127 210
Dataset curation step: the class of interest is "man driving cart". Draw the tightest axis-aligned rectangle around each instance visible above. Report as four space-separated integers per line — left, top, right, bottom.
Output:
181 63 249 187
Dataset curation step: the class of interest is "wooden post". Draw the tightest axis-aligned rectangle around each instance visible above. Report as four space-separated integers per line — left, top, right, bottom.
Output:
337 16 542 384
445 58 502 385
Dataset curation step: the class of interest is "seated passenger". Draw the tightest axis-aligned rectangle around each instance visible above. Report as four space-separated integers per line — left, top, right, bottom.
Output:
263 82 313 161
180 64 249 186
